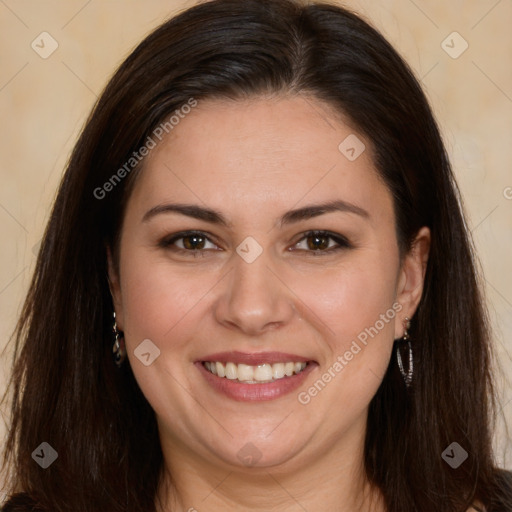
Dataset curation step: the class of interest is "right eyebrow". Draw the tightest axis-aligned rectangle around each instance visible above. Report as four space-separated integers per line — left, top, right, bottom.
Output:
142 203 231 226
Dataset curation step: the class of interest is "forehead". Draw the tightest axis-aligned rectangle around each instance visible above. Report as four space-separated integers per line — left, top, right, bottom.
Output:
128 95 394 227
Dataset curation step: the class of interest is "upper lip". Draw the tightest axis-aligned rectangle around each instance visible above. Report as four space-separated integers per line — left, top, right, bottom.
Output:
198 351 313 365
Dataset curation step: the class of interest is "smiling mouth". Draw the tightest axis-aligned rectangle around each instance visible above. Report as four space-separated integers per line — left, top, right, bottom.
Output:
203 361 309 384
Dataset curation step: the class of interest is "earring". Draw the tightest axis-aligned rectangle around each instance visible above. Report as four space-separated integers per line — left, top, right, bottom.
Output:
112 311 126 367
396 316 413 387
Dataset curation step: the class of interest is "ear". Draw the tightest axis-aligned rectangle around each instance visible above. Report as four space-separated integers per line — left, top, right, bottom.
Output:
107 246 124 329
395 226 431 338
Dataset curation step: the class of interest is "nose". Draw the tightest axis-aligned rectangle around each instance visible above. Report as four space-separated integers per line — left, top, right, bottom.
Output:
213 248 297 336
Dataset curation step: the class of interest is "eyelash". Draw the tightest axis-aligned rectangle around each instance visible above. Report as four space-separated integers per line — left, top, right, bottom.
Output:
158 230 352 257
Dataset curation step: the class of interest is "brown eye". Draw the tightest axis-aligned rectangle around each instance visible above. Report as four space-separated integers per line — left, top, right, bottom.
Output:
181 233 207 250
292 230 351 254
159 231 220 253
306 232 330 250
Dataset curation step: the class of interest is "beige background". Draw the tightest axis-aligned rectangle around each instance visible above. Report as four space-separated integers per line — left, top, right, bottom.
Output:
0 0 511 491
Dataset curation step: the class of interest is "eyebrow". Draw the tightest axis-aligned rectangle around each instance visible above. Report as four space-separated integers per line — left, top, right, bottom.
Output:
142 199 369 227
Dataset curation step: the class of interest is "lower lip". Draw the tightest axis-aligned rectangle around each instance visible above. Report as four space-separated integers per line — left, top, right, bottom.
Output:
196 361 317 401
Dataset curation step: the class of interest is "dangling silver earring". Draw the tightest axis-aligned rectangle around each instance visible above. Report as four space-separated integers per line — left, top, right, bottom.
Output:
396 316 413 387
112 311 126 367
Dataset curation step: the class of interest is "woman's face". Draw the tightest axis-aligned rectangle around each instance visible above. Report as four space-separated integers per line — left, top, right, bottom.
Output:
109 95 429 472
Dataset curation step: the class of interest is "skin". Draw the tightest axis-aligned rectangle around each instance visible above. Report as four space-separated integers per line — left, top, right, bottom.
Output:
108 95 431 512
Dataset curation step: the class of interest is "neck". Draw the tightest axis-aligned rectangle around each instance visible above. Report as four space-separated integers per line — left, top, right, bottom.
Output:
155 416 386 512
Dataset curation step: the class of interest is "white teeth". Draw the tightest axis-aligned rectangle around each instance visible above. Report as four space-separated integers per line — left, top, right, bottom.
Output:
284 362 294 376
272 362 285 379
216 361 225 378
225 362 237 380
204 361 307 383
254 363 273 382
237 363 254 381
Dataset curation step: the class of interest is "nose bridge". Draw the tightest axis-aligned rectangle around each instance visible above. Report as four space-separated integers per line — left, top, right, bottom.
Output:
214 242 295 334
232 247 273 299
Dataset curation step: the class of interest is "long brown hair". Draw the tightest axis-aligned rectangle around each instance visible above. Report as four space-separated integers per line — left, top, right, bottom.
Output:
2 1 511 510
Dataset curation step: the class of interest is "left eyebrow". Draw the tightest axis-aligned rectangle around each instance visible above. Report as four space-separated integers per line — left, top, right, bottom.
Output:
278 199 370 227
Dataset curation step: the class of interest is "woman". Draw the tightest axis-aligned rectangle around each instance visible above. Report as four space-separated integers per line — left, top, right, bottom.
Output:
1 0 511 510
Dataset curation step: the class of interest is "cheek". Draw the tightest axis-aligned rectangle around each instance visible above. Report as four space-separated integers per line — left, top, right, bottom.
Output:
340 270 400 398
119 256 215 350
294 251 399 347
291 250 400 410
116 247 216 427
